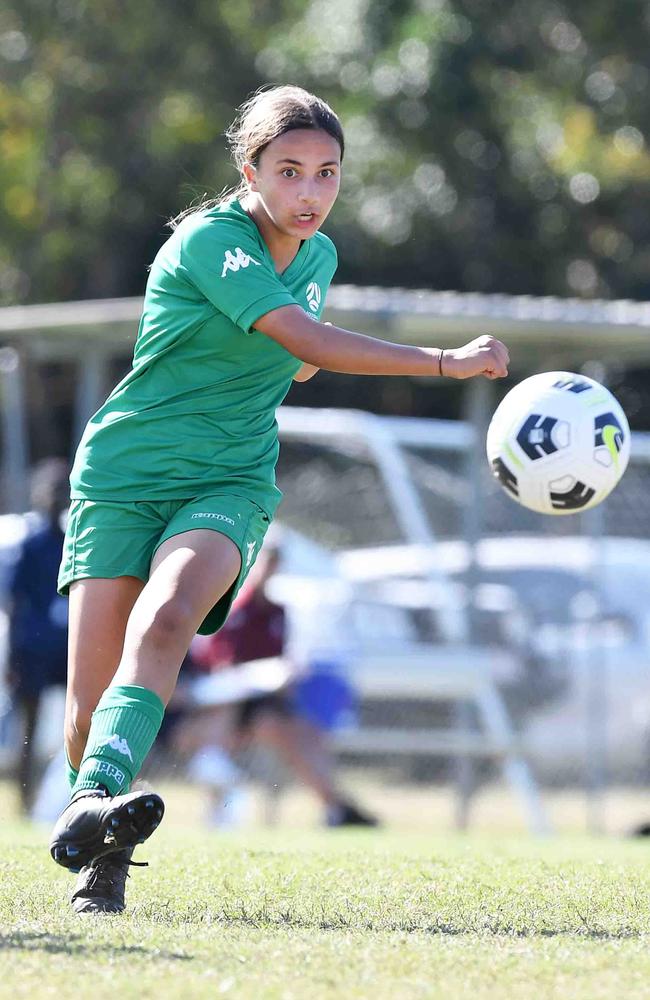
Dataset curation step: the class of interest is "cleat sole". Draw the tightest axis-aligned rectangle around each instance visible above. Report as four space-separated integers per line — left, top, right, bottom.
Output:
50 791 165 870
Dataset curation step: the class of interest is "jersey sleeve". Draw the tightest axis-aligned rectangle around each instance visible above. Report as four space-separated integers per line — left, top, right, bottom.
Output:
178 218 298 333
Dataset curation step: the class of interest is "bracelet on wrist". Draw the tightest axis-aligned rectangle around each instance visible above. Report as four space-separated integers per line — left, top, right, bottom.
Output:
439 349 445 377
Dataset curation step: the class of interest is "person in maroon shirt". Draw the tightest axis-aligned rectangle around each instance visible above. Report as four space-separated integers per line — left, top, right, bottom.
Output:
169 539 377 827
199 553 286 663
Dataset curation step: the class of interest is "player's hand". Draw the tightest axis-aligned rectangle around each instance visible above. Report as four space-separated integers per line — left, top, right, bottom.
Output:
442 336 509 380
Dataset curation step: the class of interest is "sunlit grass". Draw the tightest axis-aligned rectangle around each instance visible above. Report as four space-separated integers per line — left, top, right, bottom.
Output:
2 779 650 1000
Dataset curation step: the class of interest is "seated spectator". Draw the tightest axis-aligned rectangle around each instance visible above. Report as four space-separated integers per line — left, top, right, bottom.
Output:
166 537 377 828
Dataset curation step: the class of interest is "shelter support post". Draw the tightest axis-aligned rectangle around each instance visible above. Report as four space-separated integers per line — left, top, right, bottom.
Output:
455 377 494 829
73 348 110 450
0 346 29 512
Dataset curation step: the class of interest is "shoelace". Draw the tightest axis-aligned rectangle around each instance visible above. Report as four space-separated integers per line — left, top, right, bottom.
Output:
72 856 149 897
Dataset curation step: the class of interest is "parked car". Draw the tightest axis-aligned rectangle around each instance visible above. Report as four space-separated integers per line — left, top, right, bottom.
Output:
334 535 650 783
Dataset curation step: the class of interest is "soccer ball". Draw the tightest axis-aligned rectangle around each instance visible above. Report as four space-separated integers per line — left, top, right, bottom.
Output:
486 371 630 515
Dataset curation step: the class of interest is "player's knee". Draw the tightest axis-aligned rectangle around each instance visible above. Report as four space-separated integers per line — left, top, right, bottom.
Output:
146 597 196 648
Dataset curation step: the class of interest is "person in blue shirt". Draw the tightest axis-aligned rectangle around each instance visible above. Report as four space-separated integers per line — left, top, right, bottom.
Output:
6 458 70 813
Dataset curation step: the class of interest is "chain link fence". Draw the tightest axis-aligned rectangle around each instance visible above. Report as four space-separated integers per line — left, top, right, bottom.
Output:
275 409 650 796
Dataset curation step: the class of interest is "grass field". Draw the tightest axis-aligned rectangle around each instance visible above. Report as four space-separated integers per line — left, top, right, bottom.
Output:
3 779 650 1000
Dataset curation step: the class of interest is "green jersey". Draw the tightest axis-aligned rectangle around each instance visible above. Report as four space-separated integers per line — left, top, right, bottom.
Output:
70 198 337 517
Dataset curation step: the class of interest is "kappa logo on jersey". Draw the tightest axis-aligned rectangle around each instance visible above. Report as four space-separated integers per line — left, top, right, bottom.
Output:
306 281 321 313
100 734 134 763
221 246 261 278
246 540 257 567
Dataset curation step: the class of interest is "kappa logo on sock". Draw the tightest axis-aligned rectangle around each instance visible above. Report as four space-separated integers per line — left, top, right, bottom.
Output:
96 761 126 787
100 734 134 763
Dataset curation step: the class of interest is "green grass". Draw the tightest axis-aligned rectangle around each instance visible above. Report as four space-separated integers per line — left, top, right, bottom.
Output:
3 793 650 1000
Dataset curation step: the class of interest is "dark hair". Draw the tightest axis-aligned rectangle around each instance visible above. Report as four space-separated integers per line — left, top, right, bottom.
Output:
170 85 344 229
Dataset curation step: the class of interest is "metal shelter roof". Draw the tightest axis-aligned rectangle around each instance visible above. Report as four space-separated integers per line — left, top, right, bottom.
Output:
1 286 650 368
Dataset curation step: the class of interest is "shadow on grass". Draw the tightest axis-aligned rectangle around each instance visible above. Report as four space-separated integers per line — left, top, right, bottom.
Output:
0 930 192 961
201 907 647 941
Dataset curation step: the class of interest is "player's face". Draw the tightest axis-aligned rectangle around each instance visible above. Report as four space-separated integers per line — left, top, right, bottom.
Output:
245 129 341 239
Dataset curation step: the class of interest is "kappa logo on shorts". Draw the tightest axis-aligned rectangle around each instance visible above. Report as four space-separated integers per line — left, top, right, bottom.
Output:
190 512 236 526
246 541 257 567
221 246 261 278
306 281 321 313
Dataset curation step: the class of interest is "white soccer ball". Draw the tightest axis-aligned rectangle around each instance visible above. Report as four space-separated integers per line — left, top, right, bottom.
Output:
486 371 630 515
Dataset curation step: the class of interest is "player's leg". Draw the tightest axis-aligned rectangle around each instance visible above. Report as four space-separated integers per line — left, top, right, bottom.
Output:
51 529 241 870
52 494 268 871
58 575 151 911
57 496 164 786
113 528 242 702
51 575 161 875
64 576 145 772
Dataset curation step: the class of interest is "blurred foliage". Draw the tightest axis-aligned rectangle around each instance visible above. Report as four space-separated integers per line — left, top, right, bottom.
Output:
2 0 650 304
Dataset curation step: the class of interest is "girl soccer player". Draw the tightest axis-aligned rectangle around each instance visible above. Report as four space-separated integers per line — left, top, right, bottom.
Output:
49 85 509 913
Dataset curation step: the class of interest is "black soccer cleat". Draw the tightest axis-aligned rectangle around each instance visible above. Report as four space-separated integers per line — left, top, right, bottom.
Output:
326 800 379 828
49 788 164 871
71 846 141 914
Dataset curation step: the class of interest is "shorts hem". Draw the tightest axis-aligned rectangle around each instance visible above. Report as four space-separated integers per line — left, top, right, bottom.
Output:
58 567 149 597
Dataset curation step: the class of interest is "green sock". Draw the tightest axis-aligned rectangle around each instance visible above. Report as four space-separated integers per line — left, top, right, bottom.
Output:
65 750 79 791
72 684 165 798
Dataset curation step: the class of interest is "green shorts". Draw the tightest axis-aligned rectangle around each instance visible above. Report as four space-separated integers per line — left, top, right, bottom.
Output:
58 493 271 634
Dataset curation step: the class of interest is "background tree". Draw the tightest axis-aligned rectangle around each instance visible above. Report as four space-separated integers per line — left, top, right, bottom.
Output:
2 0 650 305
2 0 650 426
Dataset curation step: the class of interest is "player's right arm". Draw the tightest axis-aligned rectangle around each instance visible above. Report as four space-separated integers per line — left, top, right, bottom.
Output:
178 219 508 380
254 305 509 380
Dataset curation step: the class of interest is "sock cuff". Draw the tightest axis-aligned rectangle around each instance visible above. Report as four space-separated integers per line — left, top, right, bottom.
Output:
73 685 165 797
95 684 165 727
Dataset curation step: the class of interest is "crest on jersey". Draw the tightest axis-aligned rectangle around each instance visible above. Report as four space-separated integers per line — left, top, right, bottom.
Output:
306 281 321 313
